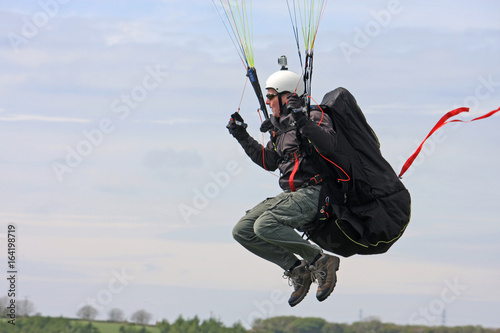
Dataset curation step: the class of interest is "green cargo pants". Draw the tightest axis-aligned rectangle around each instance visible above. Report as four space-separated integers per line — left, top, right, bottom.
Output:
232 185 323 271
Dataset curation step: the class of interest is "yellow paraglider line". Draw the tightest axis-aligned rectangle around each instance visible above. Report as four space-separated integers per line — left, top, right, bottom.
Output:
213 0 269 119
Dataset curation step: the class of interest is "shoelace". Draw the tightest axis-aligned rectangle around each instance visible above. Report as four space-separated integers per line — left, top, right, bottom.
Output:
283 271 301 288
308 265 326 285
283 270 313 289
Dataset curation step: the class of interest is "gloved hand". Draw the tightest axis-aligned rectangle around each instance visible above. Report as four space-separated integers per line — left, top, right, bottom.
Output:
260 118 273 133
287 94 308 128
287 93 305 110
227 112 249 141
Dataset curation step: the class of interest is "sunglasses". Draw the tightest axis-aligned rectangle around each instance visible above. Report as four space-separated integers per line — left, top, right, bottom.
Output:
266 93 278 100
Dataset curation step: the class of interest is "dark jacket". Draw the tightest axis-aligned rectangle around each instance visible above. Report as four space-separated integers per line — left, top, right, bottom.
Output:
238 107 337 191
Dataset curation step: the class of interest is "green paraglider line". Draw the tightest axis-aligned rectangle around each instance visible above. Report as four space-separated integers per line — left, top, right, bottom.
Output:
286 0 328 115
213 0 269 120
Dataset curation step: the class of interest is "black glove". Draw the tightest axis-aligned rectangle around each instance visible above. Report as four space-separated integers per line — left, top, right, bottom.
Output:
227 112 249 141
287 93 305 110
288 94 308 128
260 118 273 133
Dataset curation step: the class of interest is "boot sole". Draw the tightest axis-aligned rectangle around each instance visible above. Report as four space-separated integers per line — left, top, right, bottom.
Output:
317 256 340 302
289 280 313 307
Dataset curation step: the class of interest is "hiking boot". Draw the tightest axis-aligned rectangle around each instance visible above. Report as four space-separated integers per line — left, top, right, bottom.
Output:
308 253 340 302
283 261 313 307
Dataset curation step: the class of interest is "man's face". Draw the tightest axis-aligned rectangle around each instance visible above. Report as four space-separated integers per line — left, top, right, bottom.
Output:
266 89 288 118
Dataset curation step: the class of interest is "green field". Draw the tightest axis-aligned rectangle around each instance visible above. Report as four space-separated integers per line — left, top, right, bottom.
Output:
75 320 161 333
2 316 500 333
0 317 162 332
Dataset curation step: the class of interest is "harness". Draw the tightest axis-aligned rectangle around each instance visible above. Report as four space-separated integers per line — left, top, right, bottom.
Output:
275 133 324 192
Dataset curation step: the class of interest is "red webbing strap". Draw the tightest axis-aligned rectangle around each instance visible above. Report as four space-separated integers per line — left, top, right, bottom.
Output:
289 153 299 192
399 106 500 178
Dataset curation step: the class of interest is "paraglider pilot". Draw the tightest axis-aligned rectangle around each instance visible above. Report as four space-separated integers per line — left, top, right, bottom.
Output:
227 66 340 307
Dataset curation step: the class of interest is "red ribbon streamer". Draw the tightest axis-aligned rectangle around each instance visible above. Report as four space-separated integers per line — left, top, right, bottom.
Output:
399 106 500 178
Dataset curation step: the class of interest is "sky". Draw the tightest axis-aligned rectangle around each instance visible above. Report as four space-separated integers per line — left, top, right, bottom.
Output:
0 0 499 328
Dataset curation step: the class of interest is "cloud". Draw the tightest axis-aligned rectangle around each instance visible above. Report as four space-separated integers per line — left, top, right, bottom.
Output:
150 118 202 125
0 114 91 122
142 148 202 169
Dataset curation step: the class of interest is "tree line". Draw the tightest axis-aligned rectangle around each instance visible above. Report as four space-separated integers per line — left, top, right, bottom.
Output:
0 297 155 326
1 315 500 333
77 305 153 325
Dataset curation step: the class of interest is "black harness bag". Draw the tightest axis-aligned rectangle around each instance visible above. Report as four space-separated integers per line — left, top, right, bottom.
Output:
301 88 411 257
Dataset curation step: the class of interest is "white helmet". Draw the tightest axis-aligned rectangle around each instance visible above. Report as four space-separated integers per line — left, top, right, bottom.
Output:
265 70 305 96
